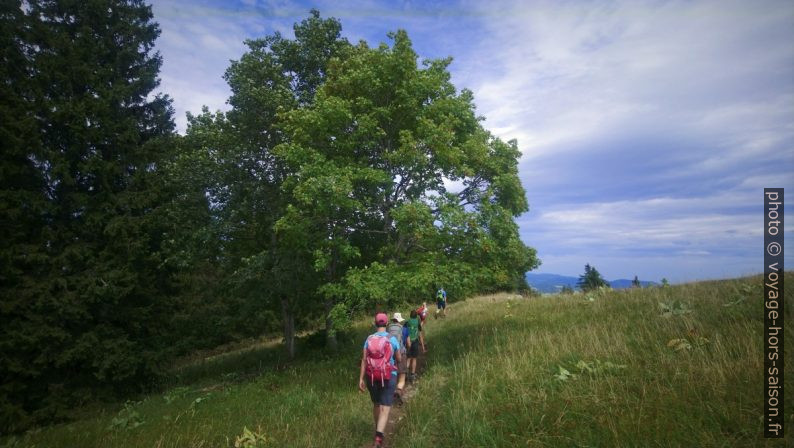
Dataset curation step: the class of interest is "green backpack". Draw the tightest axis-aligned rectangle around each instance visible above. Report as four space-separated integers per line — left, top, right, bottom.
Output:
406 317 420 341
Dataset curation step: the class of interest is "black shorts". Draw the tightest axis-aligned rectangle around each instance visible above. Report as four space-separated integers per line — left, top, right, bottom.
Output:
407 340 420 358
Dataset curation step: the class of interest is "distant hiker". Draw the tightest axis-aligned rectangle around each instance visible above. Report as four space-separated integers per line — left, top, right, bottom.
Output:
416 302 428 325
387 312 408 405
405 309 425 383
435 287 447 318
359 313 401 448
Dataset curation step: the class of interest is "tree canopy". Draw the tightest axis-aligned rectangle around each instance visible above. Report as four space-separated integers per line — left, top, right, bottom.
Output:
275 30 538 326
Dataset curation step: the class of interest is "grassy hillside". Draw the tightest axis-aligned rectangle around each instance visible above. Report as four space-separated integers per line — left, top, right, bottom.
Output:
393 274 792 447
3 274 791 447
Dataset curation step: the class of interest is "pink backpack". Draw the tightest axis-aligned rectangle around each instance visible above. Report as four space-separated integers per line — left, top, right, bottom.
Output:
365 334 396 385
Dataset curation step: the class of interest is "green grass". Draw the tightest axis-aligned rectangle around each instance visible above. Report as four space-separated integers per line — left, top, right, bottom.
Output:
3 274 792 447
394 274 793 447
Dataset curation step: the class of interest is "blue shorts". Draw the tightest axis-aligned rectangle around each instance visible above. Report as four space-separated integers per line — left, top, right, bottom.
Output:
366 375 397 406
437 300 446 309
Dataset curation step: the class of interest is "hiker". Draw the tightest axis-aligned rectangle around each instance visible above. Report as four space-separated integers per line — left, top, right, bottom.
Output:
435 287 447 318
387 312 408 406
359 313 401 448
416 302 428 325
405 309 425 383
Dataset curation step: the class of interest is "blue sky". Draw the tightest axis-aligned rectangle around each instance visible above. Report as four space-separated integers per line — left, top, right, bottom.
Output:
150 0 793 283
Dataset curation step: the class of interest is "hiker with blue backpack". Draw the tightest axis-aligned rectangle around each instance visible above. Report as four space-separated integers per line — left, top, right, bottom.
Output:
358 313 401 448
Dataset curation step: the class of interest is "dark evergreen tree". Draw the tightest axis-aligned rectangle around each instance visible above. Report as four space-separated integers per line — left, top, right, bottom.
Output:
577 263 610 292
0 0 51 430
632 275 641 288
0 0 175 430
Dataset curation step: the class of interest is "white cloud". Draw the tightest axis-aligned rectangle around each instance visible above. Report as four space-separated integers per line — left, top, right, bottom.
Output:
459 0 794 162
445 0 794 281
151 0 287 132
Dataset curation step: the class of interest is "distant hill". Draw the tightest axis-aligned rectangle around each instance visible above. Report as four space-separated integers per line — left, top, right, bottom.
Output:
609 278 659 289
526 273 658 293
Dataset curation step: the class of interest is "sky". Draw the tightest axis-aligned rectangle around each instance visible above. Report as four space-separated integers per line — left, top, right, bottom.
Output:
149 0 793 283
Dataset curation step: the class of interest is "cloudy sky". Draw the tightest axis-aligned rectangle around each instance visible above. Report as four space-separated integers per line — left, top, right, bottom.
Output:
150 0 793 283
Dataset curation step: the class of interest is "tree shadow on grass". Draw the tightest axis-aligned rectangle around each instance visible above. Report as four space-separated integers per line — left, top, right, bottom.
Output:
166 326 370 389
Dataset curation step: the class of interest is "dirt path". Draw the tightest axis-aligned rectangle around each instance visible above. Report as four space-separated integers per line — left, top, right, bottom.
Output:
381 349 426 447
359 326 437 448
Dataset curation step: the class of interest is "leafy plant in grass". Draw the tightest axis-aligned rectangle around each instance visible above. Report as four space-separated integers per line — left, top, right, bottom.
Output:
554 359 627 381
234 426 268 448
503 300 514 318
658 300 692 317
188 395 211 416
667 332 710 352
554 365 576 382
575 359 627 375
107 401 145 431
162 386 190 404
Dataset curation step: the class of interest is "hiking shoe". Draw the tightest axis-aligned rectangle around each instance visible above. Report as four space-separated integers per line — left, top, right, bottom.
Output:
373 434 384 448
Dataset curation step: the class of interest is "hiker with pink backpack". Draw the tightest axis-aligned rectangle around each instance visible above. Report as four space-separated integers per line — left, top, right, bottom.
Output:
358 313 401 448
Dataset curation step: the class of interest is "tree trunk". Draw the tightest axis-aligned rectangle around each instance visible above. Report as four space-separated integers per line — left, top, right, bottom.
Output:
324 246 339 352
324 298 337 352
280 296 296 359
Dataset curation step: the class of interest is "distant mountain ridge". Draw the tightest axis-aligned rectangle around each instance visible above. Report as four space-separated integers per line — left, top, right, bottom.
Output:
525 273 658 294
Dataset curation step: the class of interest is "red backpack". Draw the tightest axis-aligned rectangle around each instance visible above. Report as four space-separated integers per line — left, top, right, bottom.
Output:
416 305 427 322
365 334 396 385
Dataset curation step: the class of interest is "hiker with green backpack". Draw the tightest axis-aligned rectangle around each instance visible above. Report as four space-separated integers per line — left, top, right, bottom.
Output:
358 313 401 448
405 309 425 383
435 287 447 318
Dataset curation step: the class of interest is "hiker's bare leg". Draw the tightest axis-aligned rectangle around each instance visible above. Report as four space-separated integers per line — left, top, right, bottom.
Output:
373 404 380 428
397 373 406 391
376 405 391 433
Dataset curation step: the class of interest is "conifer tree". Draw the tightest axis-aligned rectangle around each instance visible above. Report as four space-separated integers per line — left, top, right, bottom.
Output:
577 263 610 292
1 0 175 430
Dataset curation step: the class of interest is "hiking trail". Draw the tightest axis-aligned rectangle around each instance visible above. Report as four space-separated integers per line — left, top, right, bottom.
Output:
362 311 448 448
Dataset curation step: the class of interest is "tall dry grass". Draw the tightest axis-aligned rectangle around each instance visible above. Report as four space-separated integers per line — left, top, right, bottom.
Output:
394 274 792 447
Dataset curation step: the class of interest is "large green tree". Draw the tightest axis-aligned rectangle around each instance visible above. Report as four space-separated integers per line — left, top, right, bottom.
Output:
276 31 539 332
0 0 175 431
177 10 351 357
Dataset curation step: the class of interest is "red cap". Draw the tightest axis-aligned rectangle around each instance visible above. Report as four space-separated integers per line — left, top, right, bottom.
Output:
375 313 388 326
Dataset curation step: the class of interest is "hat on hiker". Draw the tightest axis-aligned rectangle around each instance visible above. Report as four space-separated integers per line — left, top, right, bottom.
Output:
375 313 389 326
392 312 405 323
